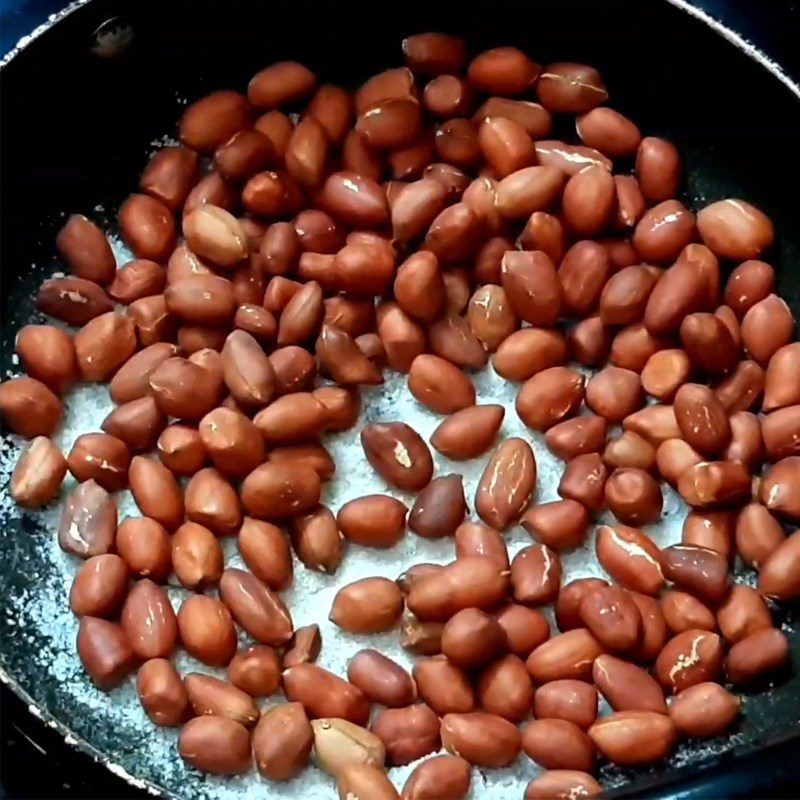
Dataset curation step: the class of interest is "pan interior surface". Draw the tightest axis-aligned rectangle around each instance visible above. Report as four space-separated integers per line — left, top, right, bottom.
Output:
1 1 799 797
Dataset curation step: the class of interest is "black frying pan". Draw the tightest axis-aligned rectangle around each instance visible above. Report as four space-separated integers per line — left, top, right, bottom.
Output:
1 1 799 798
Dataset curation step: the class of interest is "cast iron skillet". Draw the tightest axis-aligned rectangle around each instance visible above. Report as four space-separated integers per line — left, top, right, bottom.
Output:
1 1 799 797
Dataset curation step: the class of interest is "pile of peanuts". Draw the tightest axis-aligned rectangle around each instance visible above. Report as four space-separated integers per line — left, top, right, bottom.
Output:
1 30 799 800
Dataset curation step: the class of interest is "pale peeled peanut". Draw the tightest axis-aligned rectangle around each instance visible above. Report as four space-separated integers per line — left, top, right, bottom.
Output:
312 717 386 774
58 480 117 558
10 436 67 508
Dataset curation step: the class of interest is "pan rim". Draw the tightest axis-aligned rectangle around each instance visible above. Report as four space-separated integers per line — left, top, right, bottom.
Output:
0 0 798 797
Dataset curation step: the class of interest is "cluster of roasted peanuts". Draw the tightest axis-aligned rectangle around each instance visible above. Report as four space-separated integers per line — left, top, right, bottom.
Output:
1 30 799 800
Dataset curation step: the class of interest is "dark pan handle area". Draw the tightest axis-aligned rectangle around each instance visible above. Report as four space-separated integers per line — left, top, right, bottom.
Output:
1 1 800 799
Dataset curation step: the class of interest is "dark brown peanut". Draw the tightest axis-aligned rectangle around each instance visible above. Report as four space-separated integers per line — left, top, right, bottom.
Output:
330 577 404 634
525 629 604 683
517 367 585 431
521 719 595 772
655 630 724 693
178 595 237 667
407 556 509 622
347 650 416 708
370 704 440 766
524 771 602 800
15 324 78 395
136 658 189 727
595 525 664 596
219 568 293 646
669 682 740 738
171 521 223 590
184 467 242 536
115 517 171 582
533 680 598 730
120 579 177 659
69 554 129 618
409 475 467 539
475 438 536 529
725 628 789 686
283 663 370 725
252 703 313 780
77 617 136 690
494 328 569 382
521 500 590 551
441 712 521 768
589 711 676 766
